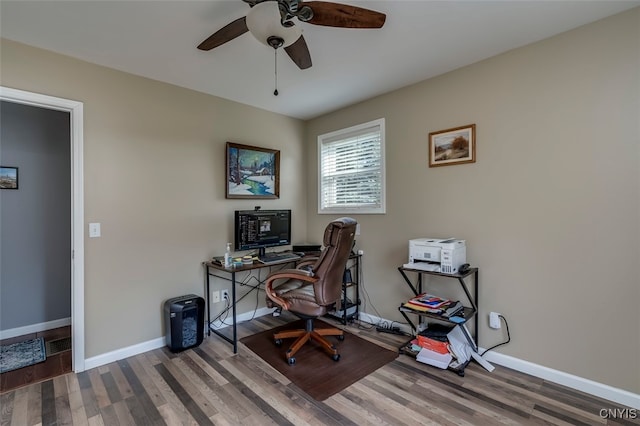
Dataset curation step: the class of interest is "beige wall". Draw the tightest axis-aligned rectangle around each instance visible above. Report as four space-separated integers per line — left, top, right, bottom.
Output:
306 9 640 393
0 39 307 357
1 7 638 396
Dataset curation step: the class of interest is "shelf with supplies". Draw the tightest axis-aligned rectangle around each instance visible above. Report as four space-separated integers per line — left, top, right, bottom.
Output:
398 265 478 347
325 253 361 325
397 265 479 363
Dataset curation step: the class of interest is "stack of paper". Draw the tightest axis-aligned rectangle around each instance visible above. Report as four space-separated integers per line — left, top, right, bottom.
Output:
414 335 452 369
416 347 452 369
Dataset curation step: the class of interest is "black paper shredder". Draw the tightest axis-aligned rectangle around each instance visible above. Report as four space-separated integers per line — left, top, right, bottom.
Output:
164 294 204 352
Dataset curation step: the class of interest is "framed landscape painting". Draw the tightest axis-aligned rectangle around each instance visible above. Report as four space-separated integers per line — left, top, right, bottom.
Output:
0 166 19 189
226 142 280 199
429 124 476 167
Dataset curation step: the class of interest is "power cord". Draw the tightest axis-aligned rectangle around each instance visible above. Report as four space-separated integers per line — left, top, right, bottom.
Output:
375 321 410 336
480 314 511 356
353 260 412 332
344 259 408 335
216 263 290 326
209 297 230 326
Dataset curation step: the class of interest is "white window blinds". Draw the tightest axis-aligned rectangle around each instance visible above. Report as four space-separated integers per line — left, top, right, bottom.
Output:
318 118 385 214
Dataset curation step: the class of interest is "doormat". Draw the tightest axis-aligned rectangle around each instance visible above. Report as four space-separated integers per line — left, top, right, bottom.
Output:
241 319 398 401
0 337 46 373
46 337 72 356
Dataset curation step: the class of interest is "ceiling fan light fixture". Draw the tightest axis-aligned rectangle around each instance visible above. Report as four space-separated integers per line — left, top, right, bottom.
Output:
246 1 302 48
267 36 284 49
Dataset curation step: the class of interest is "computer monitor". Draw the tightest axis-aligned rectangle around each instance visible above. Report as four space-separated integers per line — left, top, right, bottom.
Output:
234 209 292 257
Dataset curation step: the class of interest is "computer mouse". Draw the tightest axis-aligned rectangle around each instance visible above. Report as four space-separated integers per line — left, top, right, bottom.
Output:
459 263 471 274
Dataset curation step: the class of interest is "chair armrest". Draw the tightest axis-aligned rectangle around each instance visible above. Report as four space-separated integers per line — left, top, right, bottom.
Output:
272 268 315 278
296 256 318 270
265 269 318 310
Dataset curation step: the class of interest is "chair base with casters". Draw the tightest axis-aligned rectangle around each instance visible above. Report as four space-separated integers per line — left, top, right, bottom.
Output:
274 315 344 365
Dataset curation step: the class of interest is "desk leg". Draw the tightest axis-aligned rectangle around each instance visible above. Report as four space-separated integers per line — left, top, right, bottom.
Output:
231 271 237 353
205 265 211 336
474 270 479 348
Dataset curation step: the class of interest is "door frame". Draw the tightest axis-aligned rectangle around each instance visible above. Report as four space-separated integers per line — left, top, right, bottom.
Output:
1 86 85 372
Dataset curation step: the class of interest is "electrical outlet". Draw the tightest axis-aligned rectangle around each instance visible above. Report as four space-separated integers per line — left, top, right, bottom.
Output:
212 290 220 303
489 312 501 329
221 289 230 301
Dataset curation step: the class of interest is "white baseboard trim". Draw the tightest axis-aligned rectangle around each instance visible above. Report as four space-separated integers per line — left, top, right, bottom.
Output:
84 337 166 371
0 317 71 340
84 337 166 370
482 350 640 410
84 307 276 370
359 312 639 409
209 307 274 330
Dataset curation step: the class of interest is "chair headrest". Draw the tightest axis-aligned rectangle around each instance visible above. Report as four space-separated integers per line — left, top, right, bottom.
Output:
323 217 357 247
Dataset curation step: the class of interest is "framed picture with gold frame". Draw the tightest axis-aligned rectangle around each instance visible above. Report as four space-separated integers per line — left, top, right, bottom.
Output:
226 142 280 199
429 124 476 167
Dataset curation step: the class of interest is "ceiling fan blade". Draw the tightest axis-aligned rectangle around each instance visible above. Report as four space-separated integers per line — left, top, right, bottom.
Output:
285 35 312 69
303 1 386 28
197 17 249 51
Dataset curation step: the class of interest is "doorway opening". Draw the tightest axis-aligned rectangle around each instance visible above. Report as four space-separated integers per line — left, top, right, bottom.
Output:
0 86 85 380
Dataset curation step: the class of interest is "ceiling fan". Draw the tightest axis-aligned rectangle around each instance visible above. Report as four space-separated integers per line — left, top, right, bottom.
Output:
197 0 386 70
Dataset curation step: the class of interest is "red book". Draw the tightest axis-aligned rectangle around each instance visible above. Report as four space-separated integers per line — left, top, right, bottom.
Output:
417 336 450 354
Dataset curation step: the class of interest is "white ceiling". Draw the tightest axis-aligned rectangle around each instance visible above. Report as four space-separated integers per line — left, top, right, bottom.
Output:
1 0 638 120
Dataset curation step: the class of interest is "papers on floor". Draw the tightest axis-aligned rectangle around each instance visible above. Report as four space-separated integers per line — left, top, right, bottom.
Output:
446 324 472 370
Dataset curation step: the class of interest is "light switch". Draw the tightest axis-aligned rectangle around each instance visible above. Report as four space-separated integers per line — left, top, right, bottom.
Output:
89 223 101 238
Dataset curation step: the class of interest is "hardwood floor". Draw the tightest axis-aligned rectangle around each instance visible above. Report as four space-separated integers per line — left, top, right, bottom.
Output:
1 315 638 425
0 326 72 394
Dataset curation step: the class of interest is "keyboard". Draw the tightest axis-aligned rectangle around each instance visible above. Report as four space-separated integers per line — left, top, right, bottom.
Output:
257 252 301 264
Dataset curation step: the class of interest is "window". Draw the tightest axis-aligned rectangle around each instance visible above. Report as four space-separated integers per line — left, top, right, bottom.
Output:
318 118 385 214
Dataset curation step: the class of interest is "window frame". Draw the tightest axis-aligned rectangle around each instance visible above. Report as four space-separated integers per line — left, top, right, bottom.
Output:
317 118 386 215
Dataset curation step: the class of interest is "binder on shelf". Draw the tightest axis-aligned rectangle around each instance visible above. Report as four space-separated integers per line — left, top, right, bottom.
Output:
441 301 464 317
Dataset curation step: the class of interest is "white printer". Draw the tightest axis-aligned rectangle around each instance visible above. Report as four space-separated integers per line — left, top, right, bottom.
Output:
406 238 467 274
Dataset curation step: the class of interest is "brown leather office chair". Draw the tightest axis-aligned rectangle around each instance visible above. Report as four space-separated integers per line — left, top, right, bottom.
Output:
264 217 357 365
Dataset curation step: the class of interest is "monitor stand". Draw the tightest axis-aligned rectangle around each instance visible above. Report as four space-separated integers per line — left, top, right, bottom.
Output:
257 247 267 260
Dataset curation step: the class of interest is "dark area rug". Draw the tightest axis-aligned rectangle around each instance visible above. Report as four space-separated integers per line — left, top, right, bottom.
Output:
241 319 398 400
0 337 46 373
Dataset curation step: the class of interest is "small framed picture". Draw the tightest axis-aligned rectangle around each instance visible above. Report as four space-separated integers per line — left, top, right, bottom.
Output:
0 166 19 189
226 142 280 199
429 124 476 167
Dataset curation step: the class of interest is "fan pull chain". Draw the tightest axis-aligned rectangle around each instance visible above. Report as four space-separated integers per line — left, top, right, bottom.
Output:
273 48 279 96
